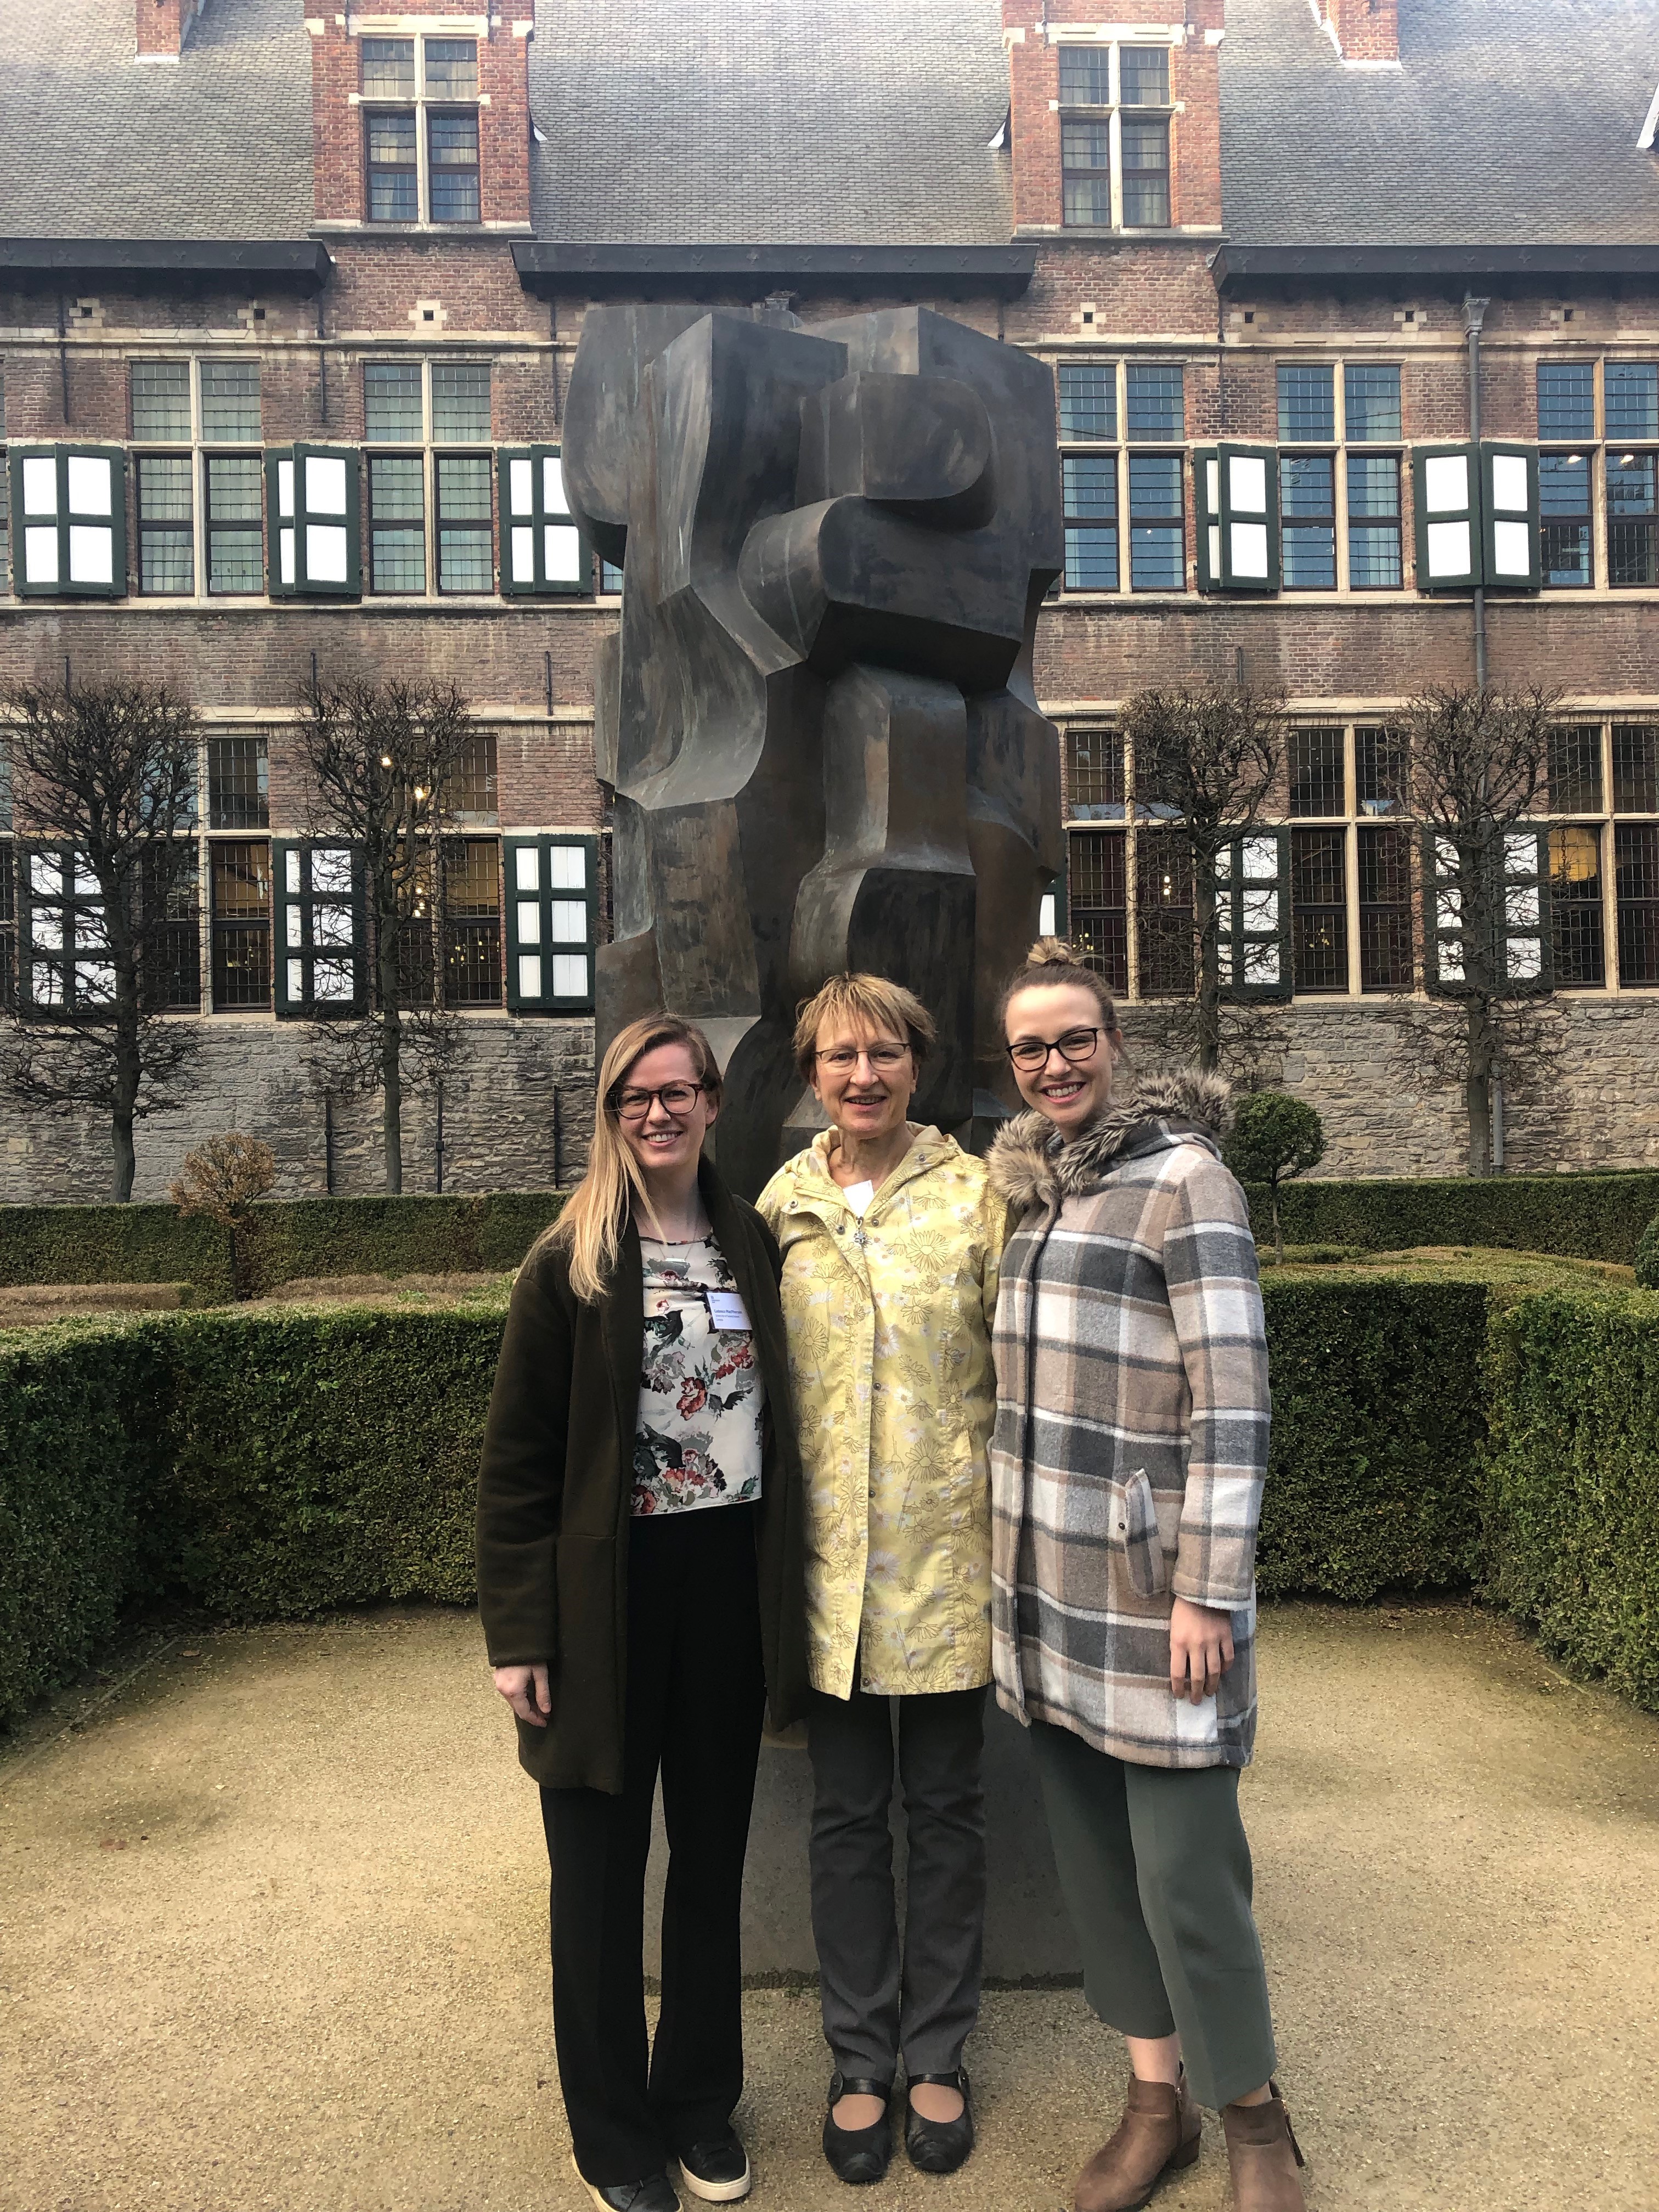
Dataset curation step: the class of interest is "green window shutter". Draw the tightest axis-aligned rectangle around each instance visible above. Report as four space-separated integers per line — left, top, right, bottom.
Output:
1498 826 1552 991
10 447 127 599
1421 830 1468 994
1216 830 1291 1001
1216 443 1280 592
266 445 360 600
273 838 366 1016
505 833 597 1012
499 446 588 597
1195 447 1221 590
1413 444 1480 591
1481 442 1541 591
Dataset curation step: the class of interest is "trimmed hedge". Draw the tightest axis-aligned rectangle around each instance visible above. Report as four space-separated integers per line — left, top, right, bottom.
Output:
0 1191 563 1299
1484 1290 1659 1712
1248 1170 1659 1267
1637 1214 1659 1290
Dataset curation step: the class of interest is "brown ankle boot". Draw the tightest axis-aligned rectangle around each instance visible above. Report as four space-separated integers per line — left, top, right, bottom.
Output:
1074 2071 1201 2212
1221 2083 1305 2211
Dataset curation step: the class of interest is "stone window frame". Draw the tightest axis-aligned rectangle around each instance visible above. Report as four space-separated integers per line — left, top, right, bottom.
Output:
1058 714 1659 1001
1055 36 1176 233
1052 357 1188 599
1272 360 1408 597
1536 356 1659 595
126 356 266 602
360 31 483 230
362 357 495 600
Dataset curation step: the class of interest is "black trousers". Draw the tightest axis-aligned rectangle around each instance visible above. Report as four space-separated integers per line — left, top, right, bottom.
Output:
540 1504 766 2187
805 1683 988 2083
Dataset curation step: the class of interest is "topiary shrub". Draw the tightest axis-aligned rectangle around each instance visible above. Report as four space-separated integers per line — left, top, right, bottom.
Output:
1227 1092 1325 1267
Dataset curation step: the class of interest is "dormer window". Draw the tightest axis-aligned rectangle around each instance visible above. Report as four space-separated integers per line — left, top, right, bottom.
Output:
362 33 481 227
1057 41 1173 230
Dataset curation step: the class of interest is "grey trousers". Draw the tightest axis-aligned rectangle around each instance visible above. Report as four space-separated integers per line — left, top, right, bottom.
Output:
806 1684 988 2083
1030 1719 1278 2113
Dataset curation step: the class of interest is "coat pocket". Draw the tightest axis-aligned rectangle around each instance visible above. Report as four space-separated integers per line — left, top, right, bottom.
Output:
1110 1468 1170 1601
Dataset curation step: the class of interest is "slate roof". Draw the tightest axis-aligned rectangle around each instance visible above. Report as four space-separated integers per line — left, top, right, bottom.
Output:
1219 0 1659 247
0 0 1656 256
0 0 314 242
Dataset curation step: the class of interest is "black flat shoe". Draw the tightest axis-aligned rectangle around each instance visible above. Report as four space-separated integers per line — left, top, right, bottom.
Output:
675 2125 752 2204
823 2071 894 2186
905 2067 975 2176
572 2159 680 2212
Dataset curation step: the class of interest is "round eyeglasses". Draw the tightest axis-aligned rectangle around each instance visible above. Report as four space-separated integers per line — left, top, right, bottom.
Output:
1005 1026 1105 1073
610 1080 706 1122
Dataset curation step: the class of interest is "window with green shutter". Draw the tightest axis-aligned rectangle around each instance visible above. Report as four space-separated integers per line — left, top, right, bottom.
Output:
498 448 588 596
1196 445 1279 592
1481 443 1541 589
272 840 366 1014
9 447 127 598
265 445 362 599
504 834 597 1011
1214 831 1292 1000
1413 444 1481 590
1422 830 1553 994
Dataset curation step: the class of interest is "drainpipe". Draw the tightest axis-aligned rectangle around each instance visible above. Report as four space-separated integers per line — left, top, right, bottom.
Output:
1463 295 1491 689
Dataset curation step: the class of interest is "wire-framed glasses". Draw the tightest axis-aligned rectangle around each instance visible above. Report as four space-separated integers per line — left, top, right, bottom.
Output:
1005 1026 1105 1073
815 1041 911 1071
610 1080 706 1122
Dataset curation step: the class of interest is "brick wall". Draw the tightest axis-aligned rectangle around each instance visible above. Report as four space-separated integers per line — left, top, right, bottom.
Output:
1319 0 1401 65
134 0 199 62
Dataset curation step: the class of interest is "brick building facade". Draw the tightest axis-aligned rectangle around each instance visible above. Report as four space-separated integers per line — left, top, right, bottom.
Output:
2 0 1658 1199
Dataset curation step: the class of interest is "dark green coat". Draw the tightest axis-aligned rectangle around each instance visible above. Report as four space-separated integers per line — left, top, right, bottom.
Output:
476 1159 810 1793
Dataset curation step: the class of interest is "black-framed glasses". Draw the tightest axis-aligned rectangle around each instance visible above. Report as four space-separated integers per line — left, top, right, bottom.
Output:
1005 1026 1105 1073
610 1080 706 1122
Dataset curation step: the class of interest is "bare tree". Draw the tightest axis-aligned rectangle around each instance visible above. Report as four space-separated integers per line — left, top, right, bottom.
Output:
1391 684 1562 1176
294 674 475 1194
1 679 201 1200
1121 681 1286 1073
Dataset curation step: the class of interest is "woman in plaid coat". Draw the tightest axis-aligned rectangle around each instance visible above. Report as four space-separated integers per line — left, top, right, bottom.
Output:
986 941 1306 2212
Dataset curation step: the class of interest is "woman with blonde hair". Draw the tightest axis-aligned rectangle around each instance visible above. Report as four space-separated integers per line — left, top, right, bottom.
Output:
988 942 1304 2212
477 1013 808 2212
758 974 1006 2186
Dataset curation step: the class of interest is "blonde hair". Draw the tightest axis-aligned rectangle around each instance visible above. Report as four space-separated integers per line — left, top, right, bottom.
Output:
544 1014 722 1303
792 972 936 1082
997 938 1122 1037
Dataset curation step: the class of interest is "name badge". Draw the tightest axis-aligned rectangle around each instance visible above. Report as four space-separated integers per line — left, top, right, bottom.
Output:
704 1289 752 1331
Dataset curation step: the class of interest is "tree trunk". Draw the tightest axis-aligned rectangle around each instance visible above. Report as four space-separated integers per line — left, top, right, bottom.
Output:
111 992 142 1203
381 1001 404 1194
1193 846 1221 1074
1465 997 1494 1177
1271 1181 1285 1268
111 1110 137 1203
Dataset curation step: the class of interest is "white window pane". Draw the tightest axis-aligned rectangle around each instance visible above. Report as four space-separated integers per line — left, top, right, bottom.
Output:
277 459 296 519
1228 454 1267 515
1424 454 1469 514
1205 458 1220 514
549 898 586 943
285 849 302 893
1240 944 1279 984
66 455 112 517
1439 945 1465 983
1435 837 1458 874
1214 848 1232 883
1437 891 1463 928
1507 936 1542 980
1229 521 1268 579
77 909 111 950
1506 885 1541 928
286 907 303 947
516 897 540 944
286 957 304 1000
22 455 58 516
1492 518 1531 577
1217 942 1234 982
72 856 99 895
542 455 569 516
305 455 348 516
30 854 64 896
517 952 543 1000
509 458 533 516
1242 836 1278 879
67 526 114 584
77 961 116 1001
1039 893 1057 935
510 524 534 582
306 523 349 583
313 956 354 999
547 844 586 890
1242 889 1278 930
1207 524 1221 578
24 525 60 583
32 962 63 1005
313 902 354 948
279 527 296 586
544 522 583 583
1505 833 1538 873
312 848 353 893
30 910 64 950
1426 519 1471 577
551 952 588 997
1489 453 1528 514
514 846 540 892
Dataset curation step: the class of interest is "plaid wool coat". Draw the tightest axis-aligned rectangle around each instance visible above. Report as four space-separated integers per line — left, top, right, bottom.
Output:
986 1071 1270 1769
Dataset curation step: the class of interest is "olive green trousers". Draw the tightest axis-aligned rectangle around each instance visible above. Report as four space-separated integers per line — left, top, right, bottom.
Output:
1030 1719 1278 2112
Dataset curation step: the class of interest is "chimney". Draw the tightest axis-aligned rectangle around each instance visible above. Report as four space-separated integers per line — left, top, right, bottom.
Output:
1315 0 1401 67
135 0 204 63
309 4 534 230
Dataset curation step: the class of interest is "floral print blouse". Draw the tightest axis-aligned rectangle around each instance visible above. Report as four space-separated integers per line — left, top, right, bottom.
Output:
631 1233 765 1517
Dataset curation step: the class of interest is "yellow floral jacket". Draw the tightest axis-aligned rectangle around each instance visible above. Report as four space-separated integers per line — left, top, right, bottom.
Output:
757 1126 1007 1700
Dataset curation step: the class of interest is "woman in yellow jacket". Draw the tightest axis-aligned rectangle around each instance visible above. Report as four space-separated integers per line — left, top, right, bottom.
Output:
758 973 1005 2189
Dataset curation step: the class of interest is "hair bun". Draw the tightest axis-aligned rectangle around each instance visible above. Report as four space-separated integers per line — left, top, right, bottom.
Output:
1026 936 1081 966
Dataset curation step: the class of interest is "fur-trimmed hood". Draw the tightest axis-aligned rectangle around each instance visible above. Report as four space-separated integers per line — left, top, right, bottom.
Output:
986 1067 1235 1216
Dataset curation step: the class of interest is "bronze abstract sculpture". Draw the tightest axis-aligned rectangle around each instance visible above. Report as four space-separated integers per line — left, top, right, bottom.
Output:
563 302 1063 1196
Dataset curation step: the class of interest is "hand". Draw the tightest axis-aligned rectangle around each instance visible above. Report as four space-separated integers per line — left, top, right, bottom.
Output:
493 1663 551 1727
1168 1599 1235 1705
